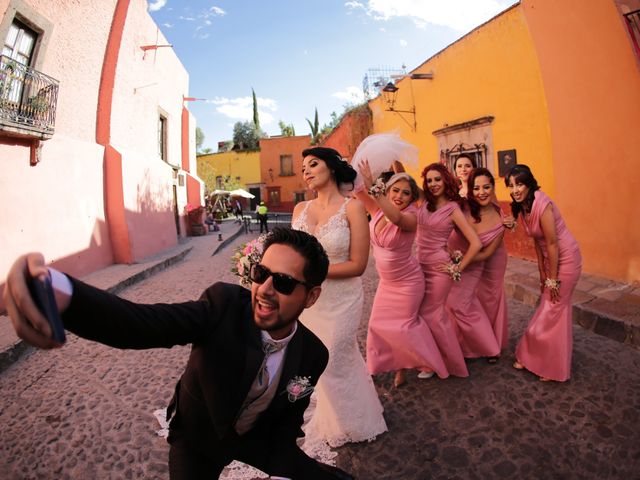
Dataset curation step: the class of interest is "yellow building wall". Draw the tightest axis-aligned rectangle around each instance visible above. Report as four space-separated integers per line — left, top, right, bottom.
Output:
522 0 640 282
370 2 640 282
370 4 553 203
196 150 261 191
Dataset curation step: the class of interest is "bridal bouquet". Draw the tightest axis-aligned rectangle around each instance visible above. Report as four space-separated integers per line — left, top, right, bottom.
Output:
231 235 268 288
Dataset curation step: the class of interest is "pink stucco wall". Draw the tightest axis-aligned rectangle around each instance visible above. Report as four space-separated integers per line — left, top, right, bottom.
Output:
0 0 199 288
0 0 116 280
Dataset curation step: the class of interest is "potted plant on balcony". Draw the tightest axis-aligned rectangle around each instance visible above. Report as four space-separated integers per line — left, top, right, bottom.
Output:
185 204 206 236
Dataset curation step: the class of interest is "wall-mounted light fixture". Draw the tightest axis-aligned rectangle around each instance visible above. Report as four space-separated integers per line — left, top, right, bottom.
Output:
268 167 274 182
381 72 434 131
183 96 207 104
140 43 173 60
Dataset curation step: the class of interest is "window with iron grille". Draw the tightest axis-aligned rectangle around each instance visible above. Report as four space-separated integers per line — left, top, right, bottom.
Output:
1 16 58 137
624 9 640 59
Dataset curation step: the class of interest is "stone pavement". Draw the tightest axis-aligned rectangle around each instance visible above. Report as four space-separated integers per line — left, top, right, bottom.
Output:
0 218 244 373
0 226 639 478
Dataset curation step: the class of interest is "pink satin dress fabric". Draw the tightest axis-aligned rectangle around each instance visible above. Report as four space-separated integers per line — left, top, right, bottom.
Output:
416 202 468 378
447 223 502 358
366 205 447 377
516 190 582 381
476 222 509 350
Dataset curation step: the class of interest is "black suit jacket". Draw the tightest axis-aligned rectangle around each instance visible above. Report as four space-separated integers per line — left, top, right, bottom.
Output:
62 279 329 458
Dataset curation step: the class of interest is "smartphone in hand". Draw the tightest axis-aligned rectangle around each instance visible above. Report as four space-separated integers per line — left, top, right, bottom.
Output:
28 275 66 344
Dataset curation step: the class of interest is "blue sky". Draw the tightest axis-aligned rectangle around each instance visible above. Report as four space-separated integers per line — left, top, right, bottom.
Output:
147 0 517 151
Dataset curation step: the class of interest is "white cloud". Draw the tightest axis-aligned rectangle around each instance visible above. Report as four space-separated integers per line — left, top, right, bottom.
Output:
148 0 167 12
177 5 226 39
332 86 365 103
163 23 173 28
357 0 516 32
399 39 407 47
345 1 365 10
208 96 277 125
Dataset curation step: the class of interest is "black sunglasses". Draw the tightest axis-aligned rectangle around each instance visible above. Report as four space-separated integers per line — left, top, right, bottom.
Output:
249 263 310 295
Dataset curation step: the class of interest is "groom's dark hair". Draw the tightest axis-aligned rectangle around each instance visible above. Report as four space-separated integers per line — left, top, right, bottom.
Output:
263 228 329 288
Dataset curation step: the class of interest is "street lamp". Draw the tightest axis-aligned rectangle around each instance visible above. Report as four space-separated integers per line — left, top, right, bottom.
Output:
380 72 434 132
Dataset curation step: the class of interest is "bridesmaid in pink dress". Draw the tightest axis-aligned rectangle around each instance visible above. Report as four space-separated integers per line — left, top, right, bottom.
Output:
357 163 448 387
415 163 482 378
506 165 582 382
447 168 503 360
471 170 510 355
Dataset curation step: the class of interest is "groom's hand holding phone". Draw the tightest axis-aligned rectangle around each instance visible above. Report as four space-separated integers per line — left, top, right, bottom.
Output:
3 253 67 349
28 274 66 344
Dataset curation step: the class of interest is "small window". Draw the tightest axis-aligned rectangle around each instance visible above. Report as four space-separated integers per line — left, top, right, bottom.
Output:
279 154 294 176
3 20 37 66
268 187 281 206
158 114 167 161
294 192 305 204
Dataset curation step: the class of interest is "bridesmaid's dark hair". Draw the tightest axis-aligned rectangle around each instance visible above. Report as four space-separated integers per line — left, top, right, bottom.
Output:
505 164 540 220
467 168 498 223
421 163 462 212
302 146 356 191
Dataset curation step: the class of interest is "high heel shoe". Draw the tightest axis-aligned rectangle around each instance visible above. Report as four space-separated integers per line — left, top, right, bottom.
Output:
417 370 434 379
393 370 406 388
512 361 524 370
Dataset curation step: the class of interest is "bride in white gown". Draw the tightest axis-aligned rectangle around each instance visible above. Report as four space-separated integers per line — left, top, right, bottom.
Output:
292 146 387 448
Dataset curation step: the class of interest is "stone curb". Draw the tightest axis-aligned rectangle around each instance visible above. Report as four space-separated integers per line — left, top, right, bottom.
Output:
0 244 194 374
106 246 193 295
212 222 246 256
504 277 639 350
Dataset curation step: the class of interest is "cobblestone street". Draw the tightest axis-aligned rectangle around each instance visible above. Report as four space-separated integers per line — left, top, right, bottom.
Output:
1 232 639 479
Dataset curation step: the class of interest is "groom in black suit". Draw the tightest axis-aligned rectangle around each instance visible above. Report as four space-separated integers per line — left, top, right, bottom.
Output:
4 228 353 479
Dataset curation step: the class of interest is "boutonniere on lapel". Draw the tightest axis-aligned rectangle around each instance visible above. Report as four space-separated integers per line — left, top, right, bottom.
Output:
286 376 314 402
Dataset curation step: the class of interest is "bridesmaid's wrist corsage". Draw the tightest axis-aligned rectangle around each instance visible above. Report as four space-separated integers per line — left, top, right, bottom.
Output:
368 178 386 198
544 278 561 292
446 263 462 282
450 250 463 265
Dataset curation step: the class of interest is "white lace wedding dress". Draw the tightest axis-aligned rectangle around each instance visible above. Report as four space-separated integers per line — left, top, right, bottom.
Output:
292 197 387 448
161 198 386 479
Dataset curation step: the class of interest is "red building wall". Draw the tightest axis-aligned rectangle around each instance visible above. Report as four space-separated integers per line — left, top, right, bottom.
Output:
259 135 311 212
320 105 372 160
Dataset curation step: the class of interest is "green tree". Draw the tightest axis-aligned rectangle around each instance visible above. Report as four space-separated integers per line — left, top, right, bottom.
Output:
252 88 260 130
278 120 296 137
232 121 261 150
195 126 205 153
306 107 320 144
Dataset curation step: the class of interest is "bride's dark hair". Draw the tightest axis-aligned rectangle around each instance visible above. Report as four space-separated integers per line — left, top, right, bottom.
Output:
302 147 357 191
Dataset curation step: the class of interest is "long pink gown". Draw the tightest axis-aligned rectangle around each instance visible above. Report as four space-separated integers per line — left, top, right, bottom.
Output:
477 211 509 350
366 205 448 378
447 223 501 358
516 190 582 381
416 201 468 378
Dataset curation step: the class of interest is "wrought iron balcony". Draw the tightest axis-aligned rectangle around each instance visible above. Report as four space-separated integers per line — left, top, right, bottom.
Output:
0 54 59 138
